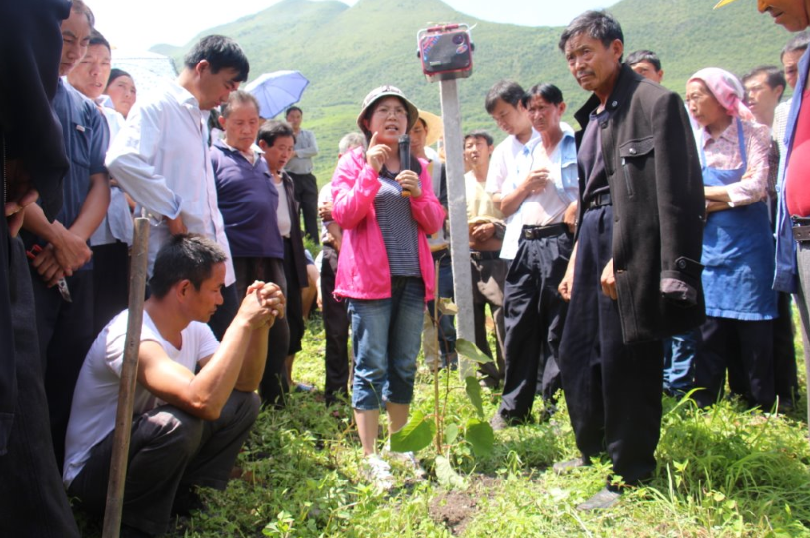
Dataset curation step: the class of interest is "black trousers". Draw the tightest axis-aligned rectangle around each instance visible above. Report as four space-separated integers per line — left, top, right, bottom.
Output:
233 256 290 407
283 237 305 356
321 245 350 402
69 391 259 536
559 205 663 486
288 171 319 244
497 228 570 422
695 316 775 409
33 268 95 471
773 292 799 405
0 238 79 537
91 241 129 336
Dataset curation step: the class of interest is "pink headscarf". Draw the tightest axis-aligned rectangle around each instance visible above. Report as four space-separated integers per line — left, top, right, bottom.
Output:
687 67 754 121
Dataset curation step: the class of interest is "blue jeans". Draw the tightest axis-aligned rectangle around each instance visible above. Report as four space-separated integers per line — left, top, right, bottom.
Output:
348 277 425 410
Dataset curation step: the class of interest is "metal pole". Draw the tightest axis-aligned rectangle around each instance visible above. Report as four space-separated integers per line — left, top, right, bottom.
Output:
439 78 475 380
102 217 150 538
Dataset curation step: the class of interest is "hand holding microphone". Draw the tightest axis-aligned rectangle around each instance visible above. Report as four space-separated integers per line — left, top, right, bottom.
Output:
397 134 421 198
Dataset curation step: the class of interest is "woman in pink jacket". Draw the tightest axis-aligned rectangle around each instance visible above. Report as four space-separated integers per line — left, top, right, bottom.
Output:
331 86 445 488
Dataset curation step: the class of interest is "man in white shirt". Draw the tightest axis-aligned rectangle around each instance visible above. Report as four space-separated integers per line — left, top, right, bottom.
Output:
490 84 578 430
64 234 284 538
107 35 250 340
484 80 539 216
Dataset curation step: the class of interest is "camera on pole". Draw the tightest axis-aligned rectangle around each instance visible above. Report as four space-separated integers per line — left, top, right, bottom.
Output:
416 23 476 378
416 24 474 83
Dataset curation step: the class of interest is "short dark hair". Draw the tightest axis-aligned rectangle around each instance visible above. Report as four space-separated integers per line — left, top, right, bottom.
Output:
71 0 95 28
257 120 296 148
463 130 494 147
782 31 810 62
559 10 624 55
149 234 227 299
183 35 249 83
522 83 564 108
88 29 110 52
285 106 303 118
742 65 786 96
485 80 525 114
626 49 661 72
106 68 132 91
221 90 260 118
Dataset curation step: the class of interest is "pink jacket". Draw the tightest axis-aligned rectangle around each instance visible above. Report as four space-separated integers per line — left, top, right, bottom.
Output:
331 146 446 302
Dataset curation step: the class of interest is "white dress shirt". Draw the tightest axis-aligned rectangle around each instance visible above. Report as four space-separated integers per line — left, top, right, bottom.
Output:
484 129 539 196
91 95 133 247
106 79 234 285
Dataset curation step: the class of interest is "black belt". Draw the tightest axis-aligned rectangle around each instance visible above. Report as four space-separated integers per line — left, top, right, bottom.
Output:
470 250 501 261
431 246 450 260
586 192 612 209
792 216 810 243
521 223 567 240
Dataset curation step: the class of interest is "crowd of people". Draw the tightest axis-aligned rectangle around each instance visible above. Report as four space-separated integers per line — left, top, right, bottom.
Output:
3 0 810 535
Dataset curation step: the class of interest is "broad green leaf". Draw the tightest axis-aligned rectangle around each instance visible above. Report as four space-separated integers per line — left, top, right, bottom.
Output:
437 298 458 315
455 338 494 364
466 418 494 458
445 423 459 445
435 455 468 490
390 410 435 453
464 375 485 419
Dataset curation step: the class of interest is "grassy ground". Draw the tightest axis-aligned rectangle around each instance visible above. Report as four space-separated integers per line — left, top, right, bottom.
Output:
78 313 810 537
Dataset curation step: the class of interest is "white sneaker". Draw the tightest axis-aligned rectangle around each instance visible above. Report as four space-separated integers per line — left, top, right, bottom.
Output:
362 453 394 491
383 447 427 480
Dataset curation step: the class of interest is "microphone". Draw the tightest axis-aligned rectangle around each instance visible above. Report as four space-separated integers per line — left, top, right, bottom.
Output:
398 134 412 198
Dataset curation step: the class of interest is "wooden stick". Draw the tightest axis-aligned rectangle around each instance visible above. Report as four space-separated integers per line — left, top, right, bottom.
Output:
433 259 442 453
102 217 150 538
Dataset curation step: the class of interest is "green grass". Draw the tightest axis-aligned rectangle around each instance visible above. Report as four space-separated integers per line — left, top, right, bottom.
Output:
76 311 810 537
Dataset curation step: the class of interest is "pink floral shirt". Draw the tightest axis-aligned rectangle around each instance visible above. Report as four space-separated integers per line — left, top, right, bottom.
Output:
698 119 771 206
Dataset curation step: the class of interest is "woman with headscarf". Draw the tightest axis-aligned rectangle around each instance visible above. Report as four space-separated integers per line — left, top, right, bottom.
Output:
331 86 445 489
686 67 777 409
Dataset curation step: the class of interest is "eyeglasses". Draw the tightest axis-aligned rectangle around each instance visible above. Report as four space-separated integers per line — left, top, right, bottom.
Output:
373 105 408 118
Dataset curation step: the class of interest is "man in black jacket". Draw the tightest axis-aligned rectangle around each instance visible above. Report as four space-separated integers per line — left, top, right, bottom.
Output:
0 0 81 535
555 10 705 510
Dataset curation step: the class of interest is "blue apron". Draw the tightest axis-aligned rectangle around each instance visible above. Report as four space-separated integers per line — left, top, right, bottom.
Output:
701 118 777 320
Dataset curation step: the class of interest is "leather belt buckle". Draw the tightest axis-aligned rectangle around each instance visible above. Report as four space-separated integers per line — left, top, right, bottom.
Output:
587 192 612 209
793 223 810 243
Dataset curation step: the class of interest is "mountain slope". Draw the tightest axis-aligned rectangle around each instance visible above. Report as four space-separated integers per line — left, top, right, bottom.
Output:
152 0 790 182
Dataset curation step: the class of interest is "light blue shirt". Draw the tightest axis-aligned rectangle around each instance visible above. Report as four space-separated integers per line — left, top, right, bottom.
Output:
774 47 810 293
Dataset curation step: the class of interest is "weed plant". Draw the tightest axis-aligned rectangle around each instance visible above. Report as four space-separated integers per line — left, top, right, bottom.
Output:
75 315 810 537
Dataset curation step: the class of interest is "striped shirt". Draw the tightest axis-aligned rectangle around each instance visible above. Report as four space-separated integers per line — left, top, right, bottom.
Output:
374 169 420 276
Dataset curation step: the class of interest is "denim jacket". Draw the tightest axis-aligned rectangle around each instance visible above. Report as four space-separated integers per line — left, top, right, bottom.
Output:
774 47 810 293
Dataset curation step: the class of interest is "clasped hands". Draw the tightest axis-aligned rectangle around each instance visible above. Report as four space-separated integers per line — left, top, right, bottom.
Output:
241 281 286 330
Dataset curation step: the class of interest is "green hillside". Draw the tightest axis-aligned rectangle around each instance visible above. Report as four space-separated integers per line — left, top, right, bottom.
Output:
152 0 789 184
